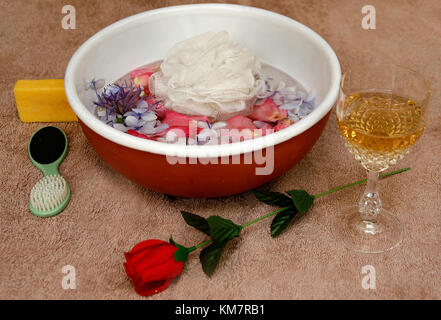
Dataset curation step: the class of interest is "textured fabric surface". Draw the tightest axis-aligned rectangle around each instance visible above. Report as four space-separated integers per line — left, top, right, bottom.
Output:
0 0 440 299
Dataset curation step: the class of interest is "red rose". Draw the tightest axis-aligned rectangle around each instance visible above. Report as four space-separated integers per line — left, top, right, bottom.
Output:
124 239 184 296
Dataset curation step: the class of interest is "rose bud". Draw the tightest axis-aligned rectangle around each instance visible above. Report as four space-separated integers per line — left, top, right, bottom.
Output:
124 239 184 296
249 98 288 122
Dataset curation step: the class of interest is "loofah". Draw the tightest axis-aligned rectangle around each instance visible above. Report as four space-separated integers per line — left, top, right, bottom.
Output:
149 31 262 120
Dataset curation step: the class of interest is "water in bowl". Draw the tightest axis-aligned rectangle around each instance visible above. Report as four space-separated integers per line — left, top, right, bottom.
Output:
93 61 315 145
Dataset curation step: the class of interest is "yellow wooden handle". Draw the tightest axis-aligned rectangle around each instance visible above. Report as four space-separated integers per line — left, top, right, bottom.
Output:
14 79 78 122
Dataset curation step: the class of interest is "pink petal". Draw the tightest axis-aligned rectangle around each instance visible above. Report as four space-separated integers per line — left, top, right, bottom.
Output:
249 98 288 122
226 115 256 131
130 66 157 79
261 123 275 136
162 110 210 128
135 74 150 88
161 125 202 139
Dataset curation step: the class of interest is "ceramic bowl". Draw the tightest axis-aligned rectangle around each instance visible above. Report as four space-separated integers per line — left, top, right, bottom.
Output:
65 4 341 197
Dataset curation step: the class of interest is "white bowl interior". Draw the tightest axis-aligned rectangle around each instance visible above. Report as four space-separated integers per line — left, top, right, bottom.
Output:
66 4 340 158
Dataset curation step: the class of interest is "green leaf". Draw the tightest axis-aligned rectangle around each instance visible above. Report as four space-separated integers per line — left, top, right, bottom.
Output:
286 189 314 214
181 211 210 235
116 116 125 124
270 207 299 238
207 216 242 244
200 241 227 277
169 236 190 262
173 243 190 263
253 190 293 207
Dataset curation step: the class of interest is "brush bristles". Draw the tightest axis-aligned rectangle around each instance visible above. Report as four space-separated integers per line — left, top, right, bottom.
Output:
30 175 68 212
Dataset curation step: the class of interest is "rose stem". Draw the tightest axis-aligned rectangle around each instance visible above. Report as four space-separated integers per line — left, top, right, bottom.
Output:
189 240 212 252
240 207 290 228
188 167 411 250
312 167 411 199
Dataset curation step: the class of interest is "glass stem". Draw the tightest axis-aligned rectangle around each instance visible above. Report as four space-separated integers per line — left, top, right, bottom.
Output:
358 170 382 222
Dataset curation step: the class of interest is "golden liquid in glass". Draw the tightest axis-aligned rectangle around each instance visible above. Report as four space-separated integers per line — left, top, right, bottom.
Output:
338 92 425 171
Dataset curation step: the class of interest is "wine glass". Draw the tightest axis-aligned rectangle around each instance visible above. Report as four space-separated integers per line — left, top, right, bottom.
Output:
333 63 431 253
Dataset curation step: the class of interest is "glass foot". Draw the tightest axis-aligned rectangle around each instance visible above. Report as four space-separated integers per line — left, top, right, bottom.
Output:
331 205 404 253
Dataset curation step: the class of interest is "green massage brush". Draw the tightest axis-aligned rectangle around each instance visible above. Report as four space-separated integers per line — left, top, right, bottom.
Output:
28 126 70 217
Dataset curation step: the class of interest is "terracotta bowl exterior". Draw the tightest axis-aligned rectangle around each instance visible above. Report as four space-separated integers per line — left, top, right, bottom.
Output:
79 112 330 197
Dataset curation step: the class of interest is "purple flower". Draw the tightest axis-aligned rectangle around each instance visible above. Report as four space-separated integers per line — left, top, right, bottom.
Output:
285 93 316 122
93 81 143 116
139 122 169 135
196 121 227 145
123 99 158 130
